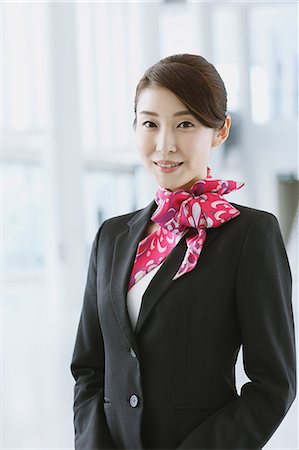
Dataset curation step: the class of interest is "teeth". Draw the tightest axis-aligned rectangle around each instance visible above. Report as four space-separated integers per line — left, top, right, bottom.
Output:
157 163 181 168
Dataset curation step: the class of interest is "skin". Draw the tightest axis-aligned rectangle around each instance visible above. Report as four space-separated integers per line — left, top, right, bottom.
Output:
134 86 231 193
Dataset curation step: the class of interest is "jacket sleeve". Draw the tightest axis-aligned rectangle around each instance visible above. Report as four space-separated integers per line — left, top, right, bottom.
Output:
70 225 116 450
177 212 297 449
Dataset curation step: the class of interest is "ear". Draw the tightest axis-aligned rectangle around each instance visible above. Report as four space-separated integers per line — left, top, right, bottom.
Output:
212 115 231 148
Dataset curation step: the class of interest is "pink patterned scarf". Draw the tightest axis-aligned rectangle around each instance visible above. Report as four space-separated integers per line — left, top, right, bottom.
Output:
128 169 244 291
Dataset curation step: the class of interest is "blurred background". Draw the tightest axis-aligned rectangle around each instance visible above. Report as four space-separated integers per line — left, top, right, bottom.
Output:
2 0 298 448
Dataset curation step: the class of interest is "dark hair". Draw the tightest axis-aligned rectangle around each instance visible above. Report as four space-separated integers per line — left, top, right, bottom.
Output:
133 53 227 130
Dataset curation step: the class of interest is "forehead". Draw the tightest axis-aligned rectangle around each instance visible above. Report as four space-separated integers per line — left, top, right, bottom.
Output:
136 86 186 113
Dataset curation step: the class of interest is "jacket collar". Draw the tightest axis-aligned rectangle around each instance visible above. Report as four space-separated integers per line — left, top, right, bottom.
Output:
109 200 156 351
109 199 218 351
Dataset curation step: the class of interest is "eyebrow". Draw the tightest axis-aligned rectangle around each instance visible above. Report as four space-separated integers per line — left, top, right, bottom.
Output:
139 110 193 117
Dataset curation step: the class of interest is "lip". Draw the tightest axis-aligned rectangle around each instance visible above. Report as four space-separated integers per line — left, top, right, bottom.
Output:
153 160 184 173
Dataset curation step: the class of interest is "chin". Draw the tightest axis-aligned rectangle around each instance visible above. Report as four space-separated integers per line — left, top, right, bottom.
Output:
160 182 184 192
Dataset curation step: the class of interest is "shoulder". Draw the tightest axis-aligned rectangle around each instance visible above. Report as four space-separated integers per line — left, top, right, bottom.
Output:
228 203 285 256
103 209 141 229
232 204 291 282
232 202 277 221
214 203 283 251
95 208 139 239
231 203 280 231
92 201 155 248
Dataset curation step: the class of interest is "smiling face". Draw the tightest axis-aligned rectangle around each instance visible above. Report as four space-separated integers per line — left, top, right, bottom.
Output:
134 86 230 191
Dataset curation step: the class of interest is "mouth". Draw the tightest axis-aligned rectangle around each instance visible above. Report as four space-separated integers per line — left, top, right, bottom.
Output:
153 160 184 171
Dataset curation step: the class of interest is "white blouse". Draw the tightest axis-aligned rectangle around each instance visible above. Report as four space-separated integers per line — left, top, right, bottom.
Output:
126 231 186 330
127 262 164 330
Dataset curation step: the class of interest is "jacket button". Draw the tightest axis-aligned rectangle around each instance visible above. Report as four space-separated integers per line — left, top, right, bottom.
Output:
129 394 139 408
130 348 137 358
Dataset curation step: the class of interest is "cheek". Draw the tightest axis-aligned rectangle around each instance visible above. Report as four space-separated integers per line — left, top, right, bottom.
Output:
135 132 143 149
183 135 213 161
135 132 153 155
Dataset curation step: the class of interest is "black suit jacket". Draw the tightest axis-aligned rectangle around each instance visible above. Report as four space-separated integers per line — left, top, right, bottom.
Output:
71 200 296 450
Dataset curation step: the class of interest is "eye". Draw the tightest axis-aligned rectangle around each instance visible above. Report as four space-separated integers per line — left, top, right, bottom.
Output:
178 121 194 128
142 121 157 128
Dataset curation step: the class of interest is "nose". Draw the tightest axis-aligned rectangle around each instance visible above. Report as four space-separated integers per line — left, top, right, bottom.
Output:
156 128 177 154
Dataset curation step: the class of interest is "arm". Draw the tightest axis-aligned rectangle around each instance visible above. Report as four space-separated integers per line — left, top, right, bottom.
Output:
70 226 116 450
177 213 296 449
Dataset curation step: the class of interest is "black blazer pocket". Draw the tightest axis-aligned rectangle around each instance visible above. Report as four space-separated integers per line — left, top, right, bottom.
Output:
173 405 222 444
103 398 115 437
174 405 221 412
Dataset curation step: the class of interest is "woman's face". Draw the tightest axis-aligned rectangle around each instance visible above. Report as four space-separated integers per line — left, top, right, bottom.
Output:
134 86 229 191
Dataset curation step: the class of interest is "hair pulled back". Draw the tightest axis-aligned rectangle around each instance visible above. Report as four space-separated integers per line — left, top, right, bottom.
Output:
133 53 227 130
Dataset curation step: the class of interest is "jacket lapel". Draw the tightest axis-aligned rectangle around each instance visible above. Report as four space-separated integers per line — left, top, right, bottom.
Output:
134 236 187 335
134 226 220 335
109 200 157 350
110 199 222 344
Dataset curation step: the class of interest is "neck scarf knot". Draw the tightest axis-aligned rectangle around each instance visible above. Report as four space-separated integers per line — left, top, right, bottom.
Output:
128 169 244 291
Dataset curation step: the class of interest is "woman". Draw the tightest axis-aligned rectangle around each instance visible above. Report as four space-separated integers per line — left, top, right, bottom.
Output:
71 54 296 450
